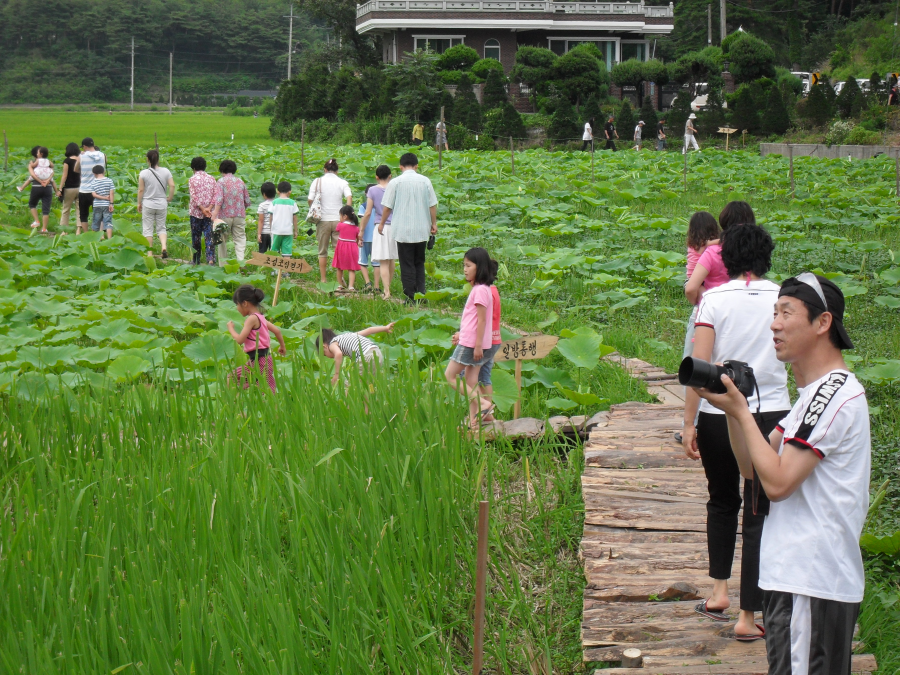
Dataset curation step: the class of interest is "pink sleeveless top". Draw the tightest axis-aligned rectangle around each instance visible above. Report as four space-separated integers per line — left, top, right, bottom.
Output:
244 313 271 352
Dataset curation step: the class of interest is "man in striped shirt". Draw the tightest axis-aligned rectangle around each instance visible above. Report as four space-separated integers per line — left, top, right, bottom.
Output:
377 153 438 303
89 165 115 238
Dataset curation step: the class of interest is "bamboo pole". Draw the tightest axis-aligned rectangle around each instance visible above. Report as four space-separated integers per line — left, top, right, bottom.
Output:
513 359 522 419
510 136 514 175
472 500 489 675
301 120 305 175
683 150 688 192
439 106 444 170
3 130 7 172
154 132 159 152
591 141 595 180
895 155 899 199
272 269 283 307
789 144 794 198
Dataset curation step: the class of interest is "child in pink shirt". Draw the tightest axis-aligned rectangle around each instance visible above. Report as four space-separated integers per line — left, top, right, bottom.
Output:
682 212 721 358
445 247 495 430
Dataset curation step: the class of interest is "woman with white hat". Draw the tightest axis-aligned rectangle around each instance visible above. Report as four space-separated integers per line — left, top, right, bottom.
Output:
684 113 700 154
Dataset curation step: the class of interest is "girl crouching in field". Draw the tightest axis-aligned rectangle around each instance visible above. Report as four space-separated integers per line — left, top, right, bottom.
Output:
444 247 495 430
227 284 286 393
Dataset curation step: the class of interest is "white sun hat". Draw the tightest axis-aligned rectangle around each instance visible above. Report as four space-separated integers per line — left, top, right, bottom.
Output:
688 113 697 119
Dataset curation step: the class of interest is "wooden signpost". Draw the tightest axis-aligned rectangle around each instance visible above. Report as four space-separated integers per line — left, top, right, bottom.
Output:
246 252 312 307
472 500 489 675
494 335 559 419
718 126 738 151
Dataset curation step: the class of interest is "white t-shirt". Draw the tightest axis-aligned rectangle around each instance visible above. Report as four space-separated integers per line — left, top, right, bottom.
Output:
79 150 107 193
269 197 299 236
759 370 870 603
257 200 273 235
583 123 592 141
634 125 642 140
694 279 789 414
308 172 351 222
139 167 173 209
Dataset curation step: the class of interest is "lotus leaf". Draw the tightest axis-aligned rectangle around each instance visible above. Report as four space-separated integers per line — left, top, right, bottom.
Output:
546 397 579 411
182 333 235 365
859 532 900 557
874 296 900 309
106 355 152 382
86 319 132 342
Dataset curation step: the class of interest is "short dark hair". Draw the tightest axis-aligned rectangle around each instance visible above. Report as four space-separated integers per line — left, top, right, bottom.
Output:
260 181 276 199
719 200 755 231
91 164 105 175
364 183 376 200
29 145 39 157
190 156 207 171
37 146 49 158
81 137 94 148
375 164 391 180
399 152 418 168
324 158 339 172
277 180 291 193
464 247 494 286
721 223 773 278
219 159 237 174
686 211 720 251
65 142 80 157
800 300 844 349
233 284 265 306
316 328 337 350
146 149 160 167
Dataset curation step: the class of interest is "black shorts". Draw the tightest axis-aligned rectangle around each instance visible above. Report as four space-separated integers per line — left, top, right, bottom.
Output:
78 193 94 223
763 590 859 675
28 185 54 215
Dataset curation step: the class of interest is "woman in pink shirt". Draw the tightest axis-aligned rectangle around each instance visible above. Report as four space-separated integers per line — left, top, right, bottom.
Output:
445 247 495 430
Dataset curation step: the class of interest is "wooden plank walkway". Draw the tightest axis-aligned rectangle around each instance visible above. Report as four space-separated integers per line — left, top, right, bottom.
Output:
581 357 877 674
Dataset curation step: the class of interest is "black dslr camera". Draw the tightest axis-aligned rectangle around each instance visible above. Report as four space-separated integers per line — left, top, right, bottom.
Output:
678 357 756 398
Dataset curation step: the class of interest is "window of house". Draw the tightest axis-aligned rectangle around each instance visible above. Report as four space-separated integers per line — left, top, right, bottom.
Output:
484 39 501 61
549 39 566 56
414 37 463 54
548 39 616 68
620 42 647 62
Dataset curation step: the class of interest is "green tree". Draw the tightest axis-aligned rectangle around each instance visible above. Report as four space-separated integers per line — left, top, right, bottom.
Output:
667 86 694 140
638 94 658 136
471 58 505 81
451 73 482 132
390 50 441 122
482 68 509 110
438 88 455 125
698 82 726 138
723 32 776 84
583 94 604 127
761 86 791 135
617 99 635 140
799 83 832 127
836 76 861 118
437 44 479 72
730 84 760 133
548 95 581 142
550 44 608 108
511 46 558 105
484 100 526 139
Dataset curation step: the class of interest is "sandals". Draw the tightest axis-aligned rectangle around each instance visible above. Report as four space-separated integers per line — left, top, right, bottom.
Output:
694 599 729 622
363 283 373 293
30 222 40 229
735 624 766 642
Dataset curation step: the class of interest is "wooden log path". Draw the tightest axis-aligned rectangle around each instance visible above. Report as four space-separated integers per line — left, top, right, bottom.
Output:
581 355 877 674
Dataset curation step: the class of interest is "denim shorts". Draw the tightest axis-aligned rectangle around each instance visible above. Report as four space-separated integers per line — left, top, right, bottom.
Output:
91 205 113 231
478 344 501 385
451 344 490 367
358 241 380 267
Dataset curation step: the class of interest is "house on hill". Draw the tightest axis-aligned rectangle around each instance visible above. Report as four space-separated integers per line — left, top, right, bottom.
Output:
356 0 674 109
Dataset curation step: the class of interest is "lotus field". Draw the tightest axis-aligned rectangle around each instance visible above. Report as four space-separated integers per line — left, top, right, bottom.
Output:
1 141 899 672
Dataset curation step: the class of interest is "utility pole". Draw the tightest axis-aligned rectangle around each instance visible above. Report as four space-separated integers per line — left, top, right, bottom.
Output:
720 0 727 43
130 36 135 110
168 51 173 115
284 4 295 79
707 5 712 45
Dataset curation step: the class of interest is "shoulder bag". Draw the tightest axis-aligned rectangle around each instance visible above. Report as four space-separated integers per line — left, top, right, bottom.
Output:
306 178 322 224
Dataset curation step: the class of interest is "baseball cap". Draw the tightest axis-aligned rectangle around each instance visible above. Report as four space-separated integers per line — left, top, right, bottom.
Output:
638 120 645 125
778 273 853 349
82 137 94 147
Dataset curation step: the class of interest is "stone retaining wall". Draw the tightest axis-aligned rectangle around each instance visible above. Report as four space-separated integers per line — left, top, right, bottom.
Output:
760 143 900 160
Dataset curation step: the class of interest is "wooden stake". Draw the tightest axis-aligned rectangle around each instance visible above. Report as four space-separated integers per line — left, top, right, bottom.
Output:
510 136 514 175
2 130 7 173
272 269 283 307
683 151 688 192
514 359 523 419
439 106 445 170
301 120 305 175
725 131 729 151
895 156 899 199
591 141 595 180
154 132 159 152
789 144 794 199
622 648 643 668
473 500 489 675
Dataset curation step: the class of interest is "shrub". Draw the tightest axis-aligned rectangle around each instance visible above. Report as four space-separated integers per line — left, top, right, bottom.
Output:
723 32 776 84
438 45 479 72
451 73 482 132
798 84 833 127
761 87 791 135
550 45 608 108
616 99 635 139
483 101 525 139
638 94 658 135
845 126 881 145
547 95 580 141
729 85 759 134
511 46 558 100
824 120 855 145
482 68 508 110
471 58 505 80
439 70 465 85
836 77 862 119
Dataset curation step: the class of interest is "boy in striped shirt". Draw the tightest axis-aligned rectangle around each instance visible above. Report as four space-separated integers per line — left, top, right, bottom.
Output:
90 165 115 238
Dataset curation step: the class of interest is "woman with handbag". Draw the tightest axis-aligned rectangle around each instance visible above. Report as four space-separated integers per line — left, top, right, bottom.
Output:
307 158 352 283
137 149 175 258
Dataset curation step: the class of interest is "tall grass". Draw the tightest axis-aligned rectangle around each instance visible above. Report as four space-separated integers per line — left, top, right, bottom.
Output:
0 359 585 673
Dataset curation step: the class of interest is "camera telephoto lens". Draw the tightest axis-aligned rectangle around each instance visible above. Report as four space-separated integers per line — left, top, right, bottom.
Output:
678 357 728 394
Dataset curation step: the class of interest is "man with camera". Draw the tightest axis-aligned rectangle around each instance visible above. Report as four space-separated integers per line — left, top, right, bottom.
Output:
694 273 869 675
682 223 790 642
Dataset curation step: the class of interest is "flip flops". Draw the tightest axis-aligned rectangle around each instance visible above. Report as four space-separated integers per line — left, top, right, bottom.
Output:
735 624 766 642
694 599 729 622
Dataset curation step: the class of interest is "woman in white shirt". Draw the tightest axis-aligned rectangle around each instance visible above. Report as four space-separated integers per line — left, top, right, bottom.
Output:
308 158 352 283
581 117 594 152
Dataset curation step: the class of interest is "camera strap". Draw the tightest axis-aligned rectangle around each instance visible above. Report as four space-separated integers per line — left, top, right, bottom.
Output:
751 382 764 516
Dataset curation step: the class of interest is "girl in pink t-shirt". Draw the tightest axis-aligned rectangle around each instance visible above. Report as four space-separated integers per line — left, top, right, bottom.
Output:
445 247 495 430
682 212 721 358
226 284 287 393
